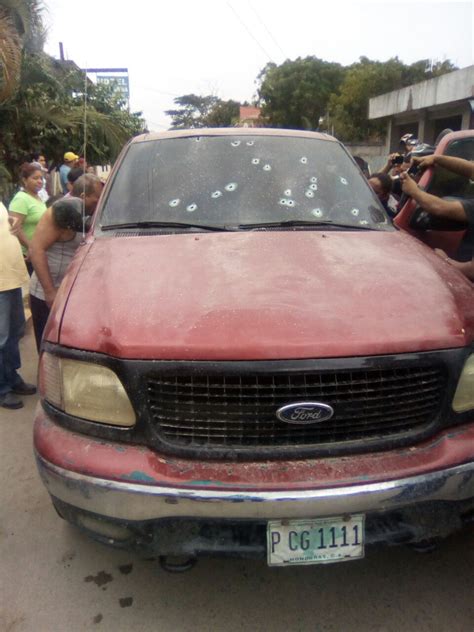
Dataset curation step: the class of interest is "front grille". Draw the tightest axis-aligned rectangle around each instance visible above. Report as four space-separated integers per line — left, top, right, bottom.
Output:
146 365 447 452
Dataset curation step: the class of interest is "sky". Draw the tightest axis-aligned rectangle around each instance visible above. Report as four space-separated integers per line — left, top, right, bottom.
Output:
43 0 474 131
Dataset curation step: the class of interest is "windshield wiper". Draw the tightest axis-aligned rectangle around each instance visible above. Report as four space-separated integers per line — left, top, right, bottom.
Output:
237 220 378 230
101 221 234 232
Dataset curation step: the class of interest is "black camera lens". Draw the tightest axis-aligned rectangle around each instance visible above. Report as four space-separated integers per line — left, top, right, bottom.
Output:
391 155 404 166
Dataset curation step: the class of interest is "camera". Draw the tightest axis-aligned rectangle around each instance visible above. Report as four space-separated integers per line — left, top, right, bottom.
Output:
407 163 420 176
391 154 404 166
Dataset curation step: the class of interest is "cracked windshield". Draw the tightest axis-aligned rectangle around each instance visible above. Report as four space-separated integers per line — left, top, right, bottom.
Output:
101 136 389 229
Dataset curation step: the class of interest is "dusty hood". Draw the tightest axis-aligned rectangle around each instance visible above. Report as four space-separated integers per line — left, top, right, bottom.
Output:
57 230 473 359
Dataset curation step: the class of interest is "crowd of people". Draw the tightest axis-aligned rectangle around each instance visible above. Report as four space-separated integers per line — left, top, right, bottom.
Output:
365 133 427 218
361 132 474 281
0 150 103 410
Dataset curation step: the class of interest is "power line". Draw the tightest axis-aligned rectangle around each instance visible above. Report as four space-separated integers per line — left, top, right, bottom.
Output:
133 85 180 98
226 2 274 63
248 1 287 59
147 120 170 130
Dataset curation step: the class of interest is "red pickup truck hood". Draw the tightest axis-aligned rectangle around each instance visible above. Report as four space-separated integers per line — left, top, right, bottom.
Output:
57 231 473 359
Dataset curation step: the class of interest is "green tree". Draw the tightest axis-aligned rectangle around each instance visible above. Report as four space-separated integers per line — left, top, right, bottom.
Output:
165 94 220 129
256 57 345 130
166 94 241 129
330 57 457 142
204 99 240 127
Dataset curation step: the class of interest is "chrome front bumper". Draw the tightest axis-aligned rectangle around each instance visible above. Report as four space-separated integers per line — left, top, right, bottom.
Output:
36 453 474 522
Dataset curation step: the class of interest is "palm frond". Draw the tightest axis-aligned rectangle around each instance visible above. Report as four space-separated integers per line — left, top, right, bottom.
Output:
0 7 22 102
0 0 45 43
26 102 133 159
83 109 131 157
0 0 32 37
21 51 63 91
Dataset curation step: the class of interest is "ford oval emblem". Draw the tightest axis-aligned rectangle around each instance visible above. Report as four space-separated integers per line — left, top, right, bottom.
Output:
276 402 334 425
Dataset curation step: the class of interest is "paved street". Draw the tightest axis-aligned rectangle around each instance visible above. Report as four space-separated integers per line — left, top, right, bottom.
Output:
1 328 473 632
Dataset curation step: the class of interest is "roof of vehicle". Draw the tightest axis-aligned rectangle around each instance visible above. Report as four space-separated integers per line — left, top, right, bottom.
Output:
131 127 337 144
435 129 474 154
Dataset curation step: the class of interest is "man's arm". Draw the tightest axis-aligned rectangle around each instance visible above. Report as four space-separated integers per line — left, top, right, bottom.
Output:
8 212 29 250
380 153 399 175
400 172 468 222
29 208 63 307
413 154 474 180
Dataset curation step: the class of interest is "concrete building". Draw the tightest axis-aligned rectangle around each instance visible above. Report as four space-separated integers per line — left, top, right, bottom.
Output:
369 65 474 152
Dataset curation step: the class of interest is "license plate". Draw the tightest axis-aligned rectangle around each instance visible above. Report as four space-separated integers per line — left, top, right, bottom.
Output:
267 515 365 566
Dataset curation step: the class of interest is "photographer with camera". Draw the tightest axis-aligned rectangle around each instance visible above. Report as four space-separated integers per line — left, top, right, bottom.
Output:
380 152 407 175
379 154 418 211
381 134 421 174
400 155 474 281
381 145 420 201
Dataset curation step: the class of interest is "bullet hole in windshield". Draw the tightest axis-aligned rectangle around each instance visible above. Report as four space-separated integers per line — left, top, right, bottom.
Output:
351 208 360 216
311 208 323 218
186 204 198 212
225 183 238 192
195 137 201 142
169 199 180 208
279 198 295 207
310 177 318 183
284 189 292 196
231 141 241 147
309 183 318 191
252 158 260 165
263 164 272 171
300 157 308 164
360 220 369 225
305 190 315 198
246 141 255 146
212 191 223 199
340 177 348 185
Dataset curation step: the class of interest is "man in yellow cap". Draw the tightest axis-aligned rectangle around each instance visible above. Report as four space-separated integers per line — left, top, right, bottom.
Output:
59 151 79 194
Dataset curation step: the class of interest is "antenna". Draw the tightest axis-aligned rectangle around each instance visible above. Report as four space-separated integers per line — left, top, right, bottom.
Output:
82 67 88 239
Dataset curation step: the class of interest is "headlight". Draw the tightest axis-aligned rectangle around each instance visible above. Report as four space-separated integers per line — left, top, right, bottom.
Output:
39 353 136 426
452 354 474 413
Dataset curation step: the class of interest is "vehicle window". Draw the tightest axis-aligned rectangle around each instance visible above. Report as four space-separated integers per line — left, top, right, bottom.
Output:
426 138 474 201
100 136 391 230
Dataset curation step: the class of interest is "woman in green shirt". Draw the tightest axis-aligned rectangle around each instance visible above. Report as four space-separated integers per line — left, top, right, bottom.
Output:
9 163 47 274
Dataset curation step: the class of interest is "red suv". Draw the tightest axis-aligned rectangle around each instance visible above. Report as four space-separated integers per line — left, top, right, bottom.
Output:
34 129 474 568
